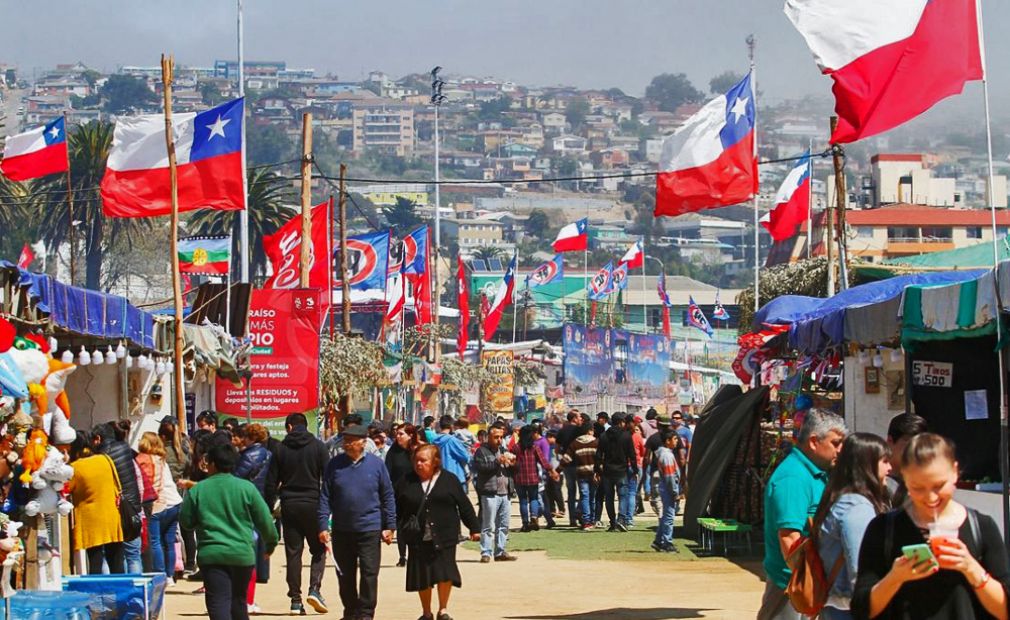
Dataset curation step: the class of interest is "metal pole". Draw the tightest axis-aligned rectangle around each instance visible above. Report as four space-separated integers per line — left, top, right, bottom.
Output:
62 112 76 286
830 117 849 290
237 0 250 283
975 0 1010 546
807 138 814 260
338 164 351 425
825 118 836 297
299 113 313 288
511 250 519 345
748 35 760 313
432 71 443 374
641 240 647 332
161 54 186 431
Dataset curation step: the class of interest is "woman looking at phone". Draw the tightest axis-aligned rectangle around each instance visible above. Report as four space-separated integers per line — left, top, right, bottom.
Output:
852 433 1010 619
815 433 893 619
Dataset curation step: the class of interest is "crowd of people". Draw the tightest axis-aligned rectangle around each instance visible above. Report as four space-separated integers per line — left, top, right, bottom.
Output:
61 406 695 620
758 409 1010 620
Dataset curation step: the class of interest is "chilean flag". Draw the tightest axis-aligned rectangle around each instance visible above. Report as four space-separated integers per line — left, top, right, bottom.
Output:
552 218 588 252
101 98 245 217
785 0 982 144
483 252 517 341
655 73 757 217
762 151 811 242
1 117 68 181
618 239 644 270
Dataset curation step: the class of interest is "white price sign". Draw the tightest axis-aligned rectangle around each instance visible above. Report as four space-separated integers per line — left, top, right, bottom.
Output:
911 361 953 388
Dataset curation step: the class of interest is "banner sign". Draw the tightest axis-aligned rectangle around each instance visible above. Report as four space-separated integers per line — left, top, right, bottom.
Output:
481 350 515 413
911 360 953 388
216 288 323 418
562 324 614 404
620 332 672 401
563 324 671 406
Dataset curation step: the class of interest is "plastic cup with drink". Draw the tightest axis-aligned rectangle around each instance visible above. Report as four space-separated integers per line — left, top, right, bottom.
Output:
928 522 959 557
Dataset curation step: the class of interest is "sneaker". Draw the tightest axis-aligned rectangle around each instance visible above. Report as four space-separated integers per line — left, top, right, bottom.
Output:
165 577 176 587
529 520 540 531
480 555 491 563
663 543 679 553
519 523 531 533
186 570 203 582
651 541 665 552
248 603 262 615
306 591 328 614
595 521 605 528
290 601 307 616
494 552 518 562
581 523 594 531
607 524 619 532
615 521 629 532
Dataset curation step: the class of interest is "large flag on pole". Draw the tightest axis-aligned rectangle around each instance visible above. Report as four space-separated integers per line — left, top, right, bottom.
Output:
483 252 517 341
405 227 432 324
713 291 731 321
785 0 982 144
526 254 564 288
687 296 714 338
654 73 757 217
609 262 629 293
762 150 811 242
16 244 34 270
552 218 589 252
334 231 390 292
178 236 231 275
657 271 672 338
263 201 328 289
617 239 644 270
457 256 470 357
1 117 68 181
101 98 246 217
587 262 614 301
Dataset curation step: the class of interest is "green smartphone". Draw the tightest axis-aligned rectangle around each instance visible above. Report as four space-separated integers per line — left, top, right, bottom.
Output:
901 543 936 564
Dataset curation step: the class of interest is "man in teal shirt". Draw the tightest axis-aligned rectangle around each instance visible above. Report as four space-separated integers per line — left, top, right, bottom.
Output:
758 409 846 620
181 442 278 620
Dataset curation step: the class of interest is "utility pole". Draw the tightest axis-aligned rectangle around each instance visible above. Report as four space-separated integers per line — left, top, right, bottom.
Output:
237 0 250 283
430 67 446 372
338 163 351 424
62 111 76 286
299 113 313 288
826 118 836 297
830 116 849 290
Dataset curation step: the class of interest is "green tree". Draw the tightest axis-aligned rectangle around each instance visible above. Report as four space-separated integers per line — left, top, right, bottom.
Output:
526 209 549 235
472 246 506 263
188 169 297 278
565 97 590 130
381 197 424 237
100 74 158 114
557 157 579 177
246 122 295 167
199 81 224 106
709 70 744 94
36 121 153 290
645 73 703 113
0 178 40 263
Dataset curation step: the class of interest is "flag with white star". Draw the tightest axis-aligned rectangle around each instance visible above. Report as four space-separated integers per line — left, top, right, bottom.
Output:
0 116 68 181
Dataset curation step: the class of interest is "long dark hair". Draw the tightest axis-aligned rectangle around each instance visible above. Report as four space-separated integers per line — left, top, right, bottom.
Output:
518 425 536 451
813 433 891 528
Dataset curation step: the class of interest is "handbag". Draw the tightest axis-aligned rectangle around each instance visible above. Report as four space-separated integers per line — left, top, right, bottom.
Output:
399 478 435 544
106 455 143 541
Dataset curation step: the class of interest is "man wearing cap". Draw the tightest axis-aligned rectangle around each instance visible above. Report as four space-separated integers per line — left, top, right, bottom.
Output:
318 424 396 620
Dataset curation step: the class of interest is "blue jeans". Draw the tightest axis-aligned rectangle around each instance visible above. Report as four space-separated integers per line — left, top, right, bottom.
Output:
563 466 578 521
641 463 652 496
151 504 181 576
654 482 679 546
124 536 142 574
820 607 852 620
576 479 597 525
479 494 510 557
597 476 627 526
621 470 638 526
517 485 540 526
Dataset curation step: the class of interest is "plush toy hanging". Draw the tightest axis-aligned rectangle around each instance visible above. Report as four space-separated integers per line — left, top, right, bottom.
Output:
19 429 48 487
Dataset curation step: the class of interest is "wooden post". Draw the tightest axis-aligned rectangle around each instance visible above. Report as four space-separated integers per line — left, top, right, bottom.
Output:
830 115 849 290
162 54 186 430
63 112 76 285
299 113 313 288
337 164 351 423
327 194 335 340
825 117 836 297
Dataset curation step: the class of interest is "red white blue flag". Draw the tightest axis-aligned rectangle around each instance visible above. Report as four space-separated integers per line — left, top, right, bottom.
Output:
587 262 614 301
1 117 68 181
526 254 563 288
483 252 517 341
552 218 589 253
762 150 811 242
785 0 982 144
335 230 390 292
687 296 714 338
655 73 757 217
609 262 629 293
713 291 731 321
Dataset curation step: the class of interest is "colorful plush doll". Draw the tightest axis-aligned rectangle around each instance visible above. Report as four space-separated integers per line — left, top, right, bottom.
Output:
24 446 74 517
18 429 48 487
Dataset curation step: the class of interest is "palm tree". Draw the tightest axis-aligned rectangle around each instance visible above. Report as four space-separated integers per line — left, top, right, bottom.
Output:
472 246 506 264
36 120 153 290
188 168 296 279
0 177 39 262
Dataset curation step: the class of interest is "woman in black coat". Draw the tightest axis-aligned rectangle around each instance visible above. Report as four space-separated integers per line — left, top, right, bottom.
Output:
386 423 421 567
395 444 480 620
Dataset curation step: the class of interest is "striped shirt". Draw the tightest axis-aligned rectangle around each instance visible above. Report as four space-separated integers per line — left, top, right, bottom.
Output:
656 446 680 492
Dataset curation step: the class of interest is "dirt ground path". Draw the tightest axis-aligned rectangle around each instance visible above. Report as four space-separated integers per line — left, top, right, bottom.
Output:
168 508 765 620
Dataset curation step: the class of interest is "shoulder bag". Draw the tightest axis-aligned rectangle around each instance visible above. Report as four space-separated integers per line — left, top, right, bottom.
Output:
106 455 143 541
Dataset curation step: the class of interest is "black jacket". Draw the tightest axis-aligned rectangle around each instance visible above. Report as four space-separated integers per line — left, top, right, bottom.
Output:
274 427 328 505
595 426 638 479
263 436 283 508
235 443 272 496
100 438 142 511
555 423 581 455
394 471 479 548
384 443 413 487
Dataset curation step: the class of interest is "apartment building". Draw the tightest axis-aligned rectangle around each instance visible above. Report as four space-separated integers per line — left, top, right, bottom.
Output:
351 103 415 156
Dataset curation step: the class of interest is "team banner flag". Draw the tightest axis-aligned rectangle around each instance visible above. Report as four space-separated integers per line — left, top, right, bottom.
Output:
609 262 629 293
587 262 614 302
1 116 68 181
101 98 245 218
785 0 982 144
713 290 731 321
526 254 564 288
263 201 330 290
687 295 714 338
178 236 231 275
335 231 391 292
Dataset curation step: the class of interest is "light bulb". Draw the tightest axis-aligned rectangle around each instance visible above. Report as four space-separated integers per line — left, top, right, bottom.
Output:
165 359 174 375
126 354 134 368
78 346 91 366
872 352 884 368
137 354 148 369
890 348 903 363
155 359 167 375
105 346 116 364
61 349 73 365
857 350 869 364
115 342 127 359
49 337 58 352
92 350 104 365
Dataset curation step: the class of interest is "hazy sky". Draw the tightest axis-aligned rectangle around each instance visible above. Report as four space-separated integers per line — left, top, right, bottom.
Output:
3 0 1009 107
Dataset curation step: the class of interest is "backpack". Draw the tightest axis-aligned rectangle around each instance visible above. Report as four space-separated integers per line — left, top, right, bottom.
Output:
784 516 844 616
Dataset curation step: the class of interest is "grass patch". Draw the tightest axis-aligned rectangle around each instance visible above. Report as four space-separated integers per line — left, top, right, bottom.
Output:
463 522 702 562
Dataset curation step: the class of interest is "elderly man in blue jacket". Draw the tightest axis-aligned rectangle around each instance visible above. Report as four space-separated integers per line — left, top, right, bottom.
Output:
318 424 396 620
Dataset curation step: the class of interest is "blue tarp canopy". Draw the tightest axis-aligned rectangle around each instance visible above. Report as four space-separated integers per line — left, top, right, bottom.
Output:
753 271 988 354
4 262 159 349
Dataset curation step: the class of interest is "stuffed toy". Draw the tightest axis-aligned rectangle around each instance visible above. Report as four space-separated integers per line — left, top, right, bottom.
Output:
7 336 50 422
18 429 48 487
24 447 73 517
42 361 76 445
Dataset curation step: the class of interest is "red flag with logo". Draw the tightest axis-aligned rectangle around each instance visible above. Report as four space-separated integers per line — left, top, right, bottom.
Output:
407 227 433 324
16 243 34 269
263 201 331 291
457 256 469 357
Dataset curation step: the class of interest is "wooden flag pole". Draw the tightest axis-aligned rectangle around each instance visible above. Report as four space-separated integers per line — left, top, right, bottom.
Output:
830 115 849 291
299 113 313 288
161 54 186 430
62 111 76 286
825 118 837 296
327 195 335 340
337 163 351 426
